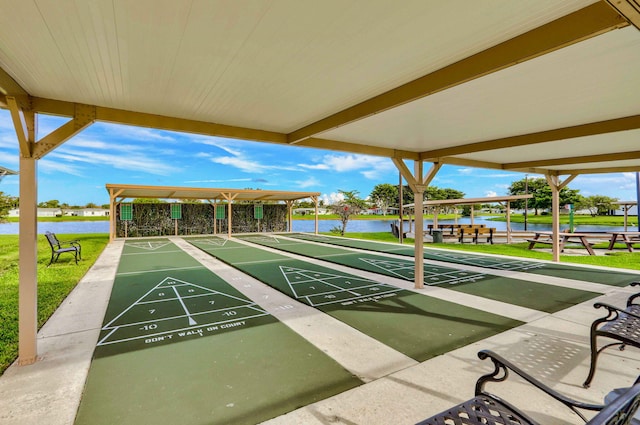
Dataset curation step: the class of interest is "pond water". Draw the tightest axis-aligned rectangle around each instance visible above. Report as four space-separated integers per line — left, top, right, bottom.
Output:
1 216 631 235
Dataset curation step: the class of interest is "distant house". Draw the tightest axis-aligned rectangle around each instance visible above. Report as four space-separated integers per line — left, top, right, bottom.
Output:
37 208 62 217
366 207 399 215
293 208 329 215
75 208 110 217
8 208 61 217
6 208 110 217
613 205 638 216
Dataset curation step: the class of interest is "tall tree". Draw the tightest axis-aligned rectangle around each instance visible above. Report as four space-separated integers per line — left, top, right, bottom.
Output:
580 195 618 216
0 192 18 221
329 190 367 236
508 177 580 215
38 199 60 208
369 183 398 216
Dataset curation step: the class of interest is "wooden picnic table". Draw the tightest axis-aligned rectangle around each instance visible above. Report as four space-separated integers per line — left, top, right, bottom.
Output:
527 231 597 255
607 231 640 252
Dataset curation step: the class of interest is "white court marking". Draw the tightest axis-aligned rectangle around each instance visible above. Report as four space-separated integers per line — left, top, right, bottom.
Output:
98 276 268 346
279 266 402 307
359 258 487 286
125 241 172 251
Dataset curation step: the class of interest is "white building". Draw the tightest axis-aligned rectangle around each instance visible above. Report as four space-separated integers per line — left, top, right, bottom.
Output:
7 208 110 217
75 208 110 217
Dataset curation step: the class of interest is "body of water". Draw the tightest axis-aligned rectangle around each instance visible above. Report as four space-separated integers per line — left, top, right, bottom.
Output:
0 216 633 235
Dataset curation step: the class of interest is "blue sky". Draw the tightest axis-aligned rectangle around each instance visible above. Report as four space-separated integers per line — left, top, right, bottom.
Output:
0 109 637 207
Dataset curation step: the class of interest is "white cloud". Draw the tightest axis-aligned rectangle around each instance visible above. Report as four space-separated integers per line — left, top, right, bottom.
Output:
38 158 85 176
484 190 497 197
211 156 268 173
321 192 345 205
0 151 19 169
99 123 176 142
298 163 330 170
210 154 300 173
48 150 179 176
299 154 394 180
185 178 252 183
294 177 321 188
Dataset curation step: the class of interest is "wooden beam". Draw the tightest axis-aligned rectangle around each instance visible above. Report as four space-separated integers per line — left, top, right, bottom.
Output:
32 104 96 159
605 0 640 30
392 158 418 189
299 138 420 160
551 165 640 175
420 114 640 159
0 65 28 98
504 150 640 169
6 96 32 157
286 2 627 144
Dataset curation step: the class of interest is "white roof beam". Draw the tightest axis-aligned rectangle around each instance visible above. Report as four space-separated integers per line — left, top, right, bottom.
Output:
286 2 628 144
420 114 640 160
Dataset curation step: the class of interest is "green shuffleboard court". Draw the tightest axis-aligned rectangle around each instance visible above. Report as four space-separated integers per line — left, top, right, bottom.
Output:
236 235 601 314
75 239 361 425
287 233 640 287
188 237 523 362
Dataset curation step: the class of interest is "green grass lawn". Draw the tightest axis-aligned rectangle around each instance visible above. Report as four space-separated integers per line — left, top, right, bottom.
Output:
0 233 109 375
336 232 640 270
489 214 638 227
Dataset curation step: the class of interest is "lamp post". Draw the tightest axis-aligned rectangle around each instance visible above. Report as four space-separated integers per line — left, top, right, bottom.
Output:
524 174 528 231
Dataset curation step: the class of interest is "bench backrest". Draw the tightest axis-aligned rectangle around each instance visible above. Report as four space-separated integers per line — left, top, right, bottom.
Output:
476 227 494 234
587 382 640 425
44 231 61 249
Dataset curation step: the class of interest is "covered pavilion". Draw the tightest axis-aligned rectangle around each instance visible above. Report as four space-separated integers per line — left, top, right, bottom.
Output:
105 183 321 241
1 0 640 366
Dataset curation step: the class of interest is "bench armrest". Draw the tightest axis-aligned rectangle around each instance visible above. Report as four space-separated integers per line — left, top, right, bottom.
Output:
593 302 640 321
476 350 603 421
627 282 640 307
59 239 80 246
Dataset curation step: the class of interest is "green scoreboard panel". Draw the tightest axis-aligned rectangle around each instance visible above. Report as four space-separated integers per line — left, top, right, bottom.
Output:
120 203 132 221
254 204 263 220
171 203 182 219
215 204 226 219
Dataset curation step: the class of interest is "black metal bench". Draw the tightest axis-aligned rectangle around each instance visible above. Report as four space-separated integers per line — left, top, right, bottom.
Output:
417 350 640 425
584 282 640 388
44 231 81 266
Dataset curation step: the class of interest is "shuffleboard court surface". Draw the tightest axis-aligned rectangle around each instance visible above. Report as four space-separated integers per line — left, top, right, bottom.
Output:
236 235 601 314
188 237 522 362
75 239 361 425
287 233 640 287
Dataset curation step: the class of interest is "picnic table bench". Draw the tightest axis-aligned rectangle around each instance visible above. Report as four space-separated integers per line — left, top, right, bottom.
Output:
528 231 638 256
459 227 495 244
608 231 640 252
527 231 612 256
416 349 640 425
584 282 640 388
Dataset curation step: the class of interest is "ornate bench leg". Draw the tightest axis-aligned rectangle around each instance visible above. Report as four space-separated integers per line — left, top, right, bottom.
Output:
583 336 599 388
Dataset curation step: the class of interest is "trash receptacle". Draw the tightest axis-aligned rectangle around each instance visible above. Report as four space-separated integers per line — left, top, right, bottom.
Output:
432 229 443 243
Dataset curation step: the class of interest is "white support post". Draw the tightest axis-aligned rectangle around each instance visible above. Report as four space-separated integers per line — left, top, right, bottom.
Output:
18 156 38 365
313 196 319 234
392 158 442 289
545 174 578 262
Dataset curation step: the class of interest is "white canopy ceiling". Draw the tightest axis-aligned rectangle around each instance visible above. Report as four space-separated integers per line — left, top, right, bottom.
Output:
0 0 639 175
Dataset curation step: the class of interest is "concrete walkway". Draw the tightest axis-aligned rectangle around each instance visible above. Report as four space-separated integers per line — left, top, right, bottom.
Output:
1 238 640 425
